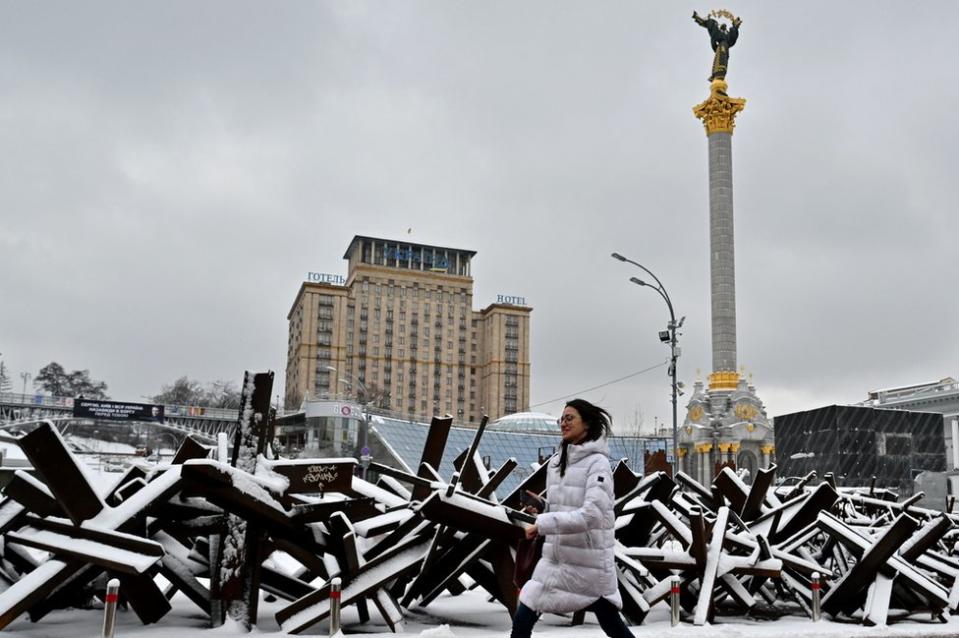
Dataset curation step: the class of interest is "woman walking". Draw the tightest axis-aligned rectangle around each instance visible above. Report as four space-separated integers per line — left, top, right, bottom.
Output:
511 398 635 638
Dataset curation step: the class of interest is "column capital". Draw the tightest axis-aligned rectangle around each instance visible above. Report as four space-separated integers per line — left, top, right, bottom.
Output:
696 443 713 454
693 80 746 135
709 370 740 390
760 444 776 455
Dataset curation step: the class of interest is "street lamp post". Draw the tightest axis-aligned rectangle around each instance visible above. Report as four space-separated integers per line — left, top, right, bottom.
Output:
325 366 372 477
20 372 31 397
612 252 684 477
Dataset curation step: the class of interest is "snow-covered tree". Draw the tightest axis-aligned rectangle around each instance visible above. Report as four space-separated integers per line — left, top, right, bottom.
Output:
151 376 241 407
34 361 108 398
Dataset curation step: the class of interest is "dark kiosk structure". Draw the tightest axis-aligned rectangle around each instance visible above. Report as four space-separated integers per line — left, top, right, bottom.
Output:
775 405 945 496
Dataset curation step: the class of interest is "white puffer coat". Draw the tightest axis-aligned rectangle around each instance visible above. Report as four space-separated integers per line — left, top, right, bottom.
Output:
519 436 621 613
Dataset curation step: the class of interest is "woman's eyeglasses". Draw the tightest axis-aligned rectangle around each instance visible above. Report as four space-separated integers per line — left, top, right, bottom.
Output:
557 414 576 425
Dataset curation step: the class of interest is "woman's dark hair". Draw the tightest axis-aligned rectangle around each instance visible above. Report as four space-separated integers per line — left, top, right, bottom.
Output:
557 398 613 476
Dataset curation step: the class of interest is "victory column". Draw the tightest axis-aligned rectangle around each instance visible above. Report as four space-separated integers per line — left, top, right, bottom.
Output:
679 10 775 484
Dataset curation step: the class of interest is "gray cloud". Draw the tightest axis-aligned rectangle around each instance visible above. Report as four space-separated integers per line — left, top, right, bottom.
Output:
2 1 956 431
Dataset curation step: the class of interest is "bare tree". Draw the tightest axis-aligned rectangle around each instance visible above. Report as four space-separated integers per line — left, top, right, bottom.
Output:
152 376 242 408
205 379 242 409
151 376 205 405
356 382 391 411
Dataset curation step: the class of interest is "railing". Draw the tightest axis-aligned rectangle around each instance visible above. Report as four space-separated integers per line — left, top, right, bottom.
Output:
0 392 293 422
862 379 959 407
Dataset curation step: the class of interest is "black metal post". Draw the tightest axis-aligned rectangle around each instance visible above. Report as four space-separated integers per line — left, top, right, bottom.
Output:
612 252 681 477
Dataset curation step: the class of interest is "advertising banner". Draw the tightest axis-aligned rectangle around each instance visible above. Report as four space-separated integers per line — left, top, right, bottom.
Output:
304 400 363 419
73 399 165 422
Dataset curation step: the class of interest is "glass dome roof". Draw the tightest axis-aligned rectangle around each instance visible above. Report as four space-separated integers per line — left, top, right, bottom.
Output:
488 411 559 433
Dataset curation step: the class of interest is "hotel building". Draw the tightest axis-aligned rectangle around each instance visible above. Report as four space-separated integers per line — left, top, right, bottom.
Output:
285 236 532 422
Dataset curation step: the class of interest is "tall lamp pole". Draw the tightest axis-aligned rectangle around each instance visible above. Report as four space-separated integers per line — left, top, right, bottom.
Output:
20 372 31 397
612 252 684 477
325 365 372 478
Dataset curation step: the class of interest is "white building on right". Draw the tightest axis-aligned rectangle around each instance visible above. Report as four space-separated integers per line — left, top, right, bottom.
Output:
858 377 959 502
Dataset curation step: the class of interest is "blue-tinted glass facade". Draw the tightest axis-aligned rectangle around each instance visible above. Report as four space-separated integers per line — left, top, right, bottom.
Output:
370 415 668 495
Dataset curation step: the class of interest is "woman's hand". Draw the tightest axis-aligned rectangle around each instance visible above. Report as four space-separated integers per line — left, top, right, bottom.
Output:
525 523 539 539
521 490 544 514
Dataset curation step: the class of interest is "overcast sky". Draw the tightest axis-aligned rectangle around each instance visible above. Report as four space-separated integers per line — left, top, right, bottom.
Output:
1 2 956 433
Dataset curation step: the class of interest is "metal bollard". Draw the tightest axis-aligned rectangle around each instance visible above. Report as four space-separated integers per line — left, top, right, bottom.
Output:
670 576 681 626
329 577 342 636
217 431 229 463
101 578 120 638
810 571 821 622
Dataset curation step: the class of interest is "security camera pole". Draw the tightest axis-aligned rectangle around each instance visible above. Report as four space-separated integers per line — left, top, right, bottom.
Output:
612 253 682 477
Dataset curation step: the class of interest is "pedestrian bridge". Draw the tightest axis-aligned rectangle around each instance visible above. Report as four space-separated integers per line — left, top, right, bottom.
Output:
0 392 239 443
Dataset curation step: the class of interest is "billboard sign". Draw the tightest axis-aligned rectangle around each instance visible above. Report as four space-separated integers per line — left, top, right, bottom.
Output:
304 400 363 419
497 294 528 306
73 399 165 422
307 272 346 285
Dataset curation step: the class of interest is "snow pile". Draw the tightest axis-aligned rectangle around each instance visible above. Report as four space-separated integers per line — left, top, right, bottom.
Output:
420 624 457 638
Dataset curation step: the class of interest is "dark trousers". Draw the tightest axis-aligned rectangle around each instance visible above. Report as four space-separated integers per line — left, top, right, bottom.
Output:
510 599 635 638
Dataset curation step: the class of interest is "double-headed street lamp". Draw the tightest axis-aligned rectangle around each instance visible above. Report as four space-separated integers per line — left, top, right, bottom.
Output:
612 252 684 477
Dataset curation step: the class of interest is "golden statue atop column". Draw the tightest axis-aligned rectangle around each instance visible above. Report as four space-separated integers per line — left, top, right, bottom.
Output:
692 10 746 136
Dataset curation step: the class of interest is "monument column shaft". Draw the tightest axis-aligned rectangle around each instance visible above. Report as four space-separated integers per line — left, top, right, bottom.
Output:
708 131 737 373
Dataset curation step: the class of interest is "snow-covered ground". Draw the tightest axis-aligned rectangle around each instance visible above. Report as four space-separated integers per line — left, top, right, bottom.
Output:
7 586 959 637
4 441 959 637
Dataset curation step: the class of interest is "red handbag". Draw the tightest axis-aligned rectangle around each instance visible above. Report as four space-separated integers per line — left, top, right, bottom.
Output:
513 535 545 589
